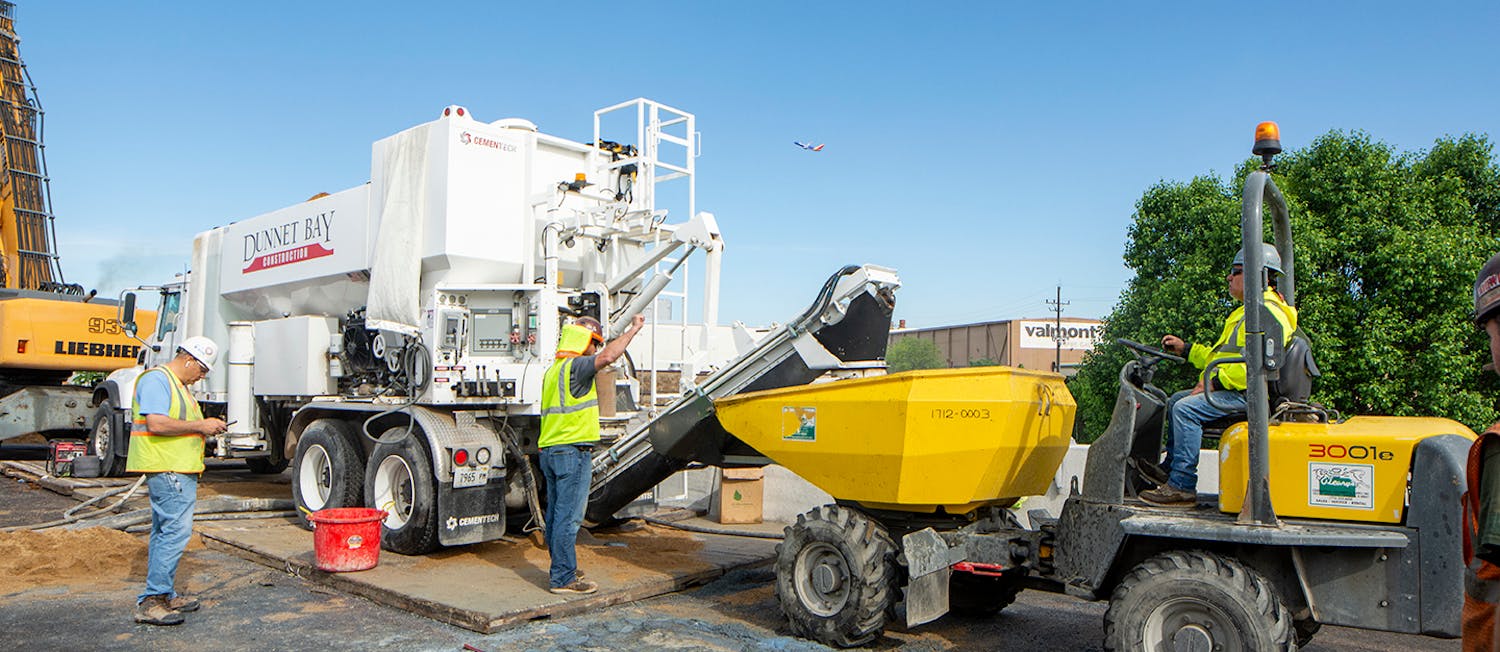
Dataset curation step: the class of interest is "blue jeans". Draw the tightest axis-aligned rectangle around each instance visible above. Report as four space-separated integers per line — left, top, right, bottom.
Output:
139 472 198 603
540 444 592 589
1163 390 1248 493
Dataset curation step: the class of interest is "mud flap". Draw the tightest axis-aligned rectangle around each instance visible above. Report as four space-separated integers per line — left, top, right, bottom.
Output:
436 479 507 547
901 528 965 628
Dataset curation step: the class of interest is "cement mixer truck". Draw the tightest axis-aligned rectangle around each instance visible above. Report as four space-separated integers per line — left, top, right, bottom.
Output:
102 98 902 555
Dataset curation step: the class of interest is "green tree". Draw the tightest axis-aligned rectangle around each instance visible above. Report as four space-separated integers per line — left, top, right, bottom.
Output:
1070 131 1500 441
969 358 1001 367
888 338 945 372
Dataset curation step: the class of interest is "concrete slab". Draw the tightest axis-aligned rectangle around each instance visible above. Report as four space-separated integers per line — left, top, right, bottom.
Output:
197 515 779 634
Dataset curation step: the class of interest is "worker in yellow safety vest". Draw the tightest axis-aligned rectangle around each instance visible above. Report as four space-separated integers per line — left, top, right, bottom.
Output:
125 336 228 626
539 314 644 595
1142 243 1298 507
1466 251 1500 652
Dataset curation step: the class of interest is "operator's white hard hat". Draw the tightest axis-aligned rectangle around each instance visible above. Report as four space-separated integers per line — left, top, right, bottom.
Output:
178 336 220 372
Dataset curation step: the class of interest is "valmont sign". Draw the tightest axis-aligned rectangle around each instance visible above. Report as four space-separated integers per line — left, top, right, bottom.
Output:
1018 321 1103 351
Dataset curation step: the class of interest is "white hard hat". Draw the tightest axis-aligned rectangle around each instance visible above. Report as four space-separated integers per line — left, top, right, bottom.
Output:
178 336 220 372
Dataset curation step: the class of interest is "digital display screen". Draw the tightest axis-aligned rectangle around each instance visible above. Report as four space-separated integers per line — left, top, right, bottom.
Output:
471 310 513 353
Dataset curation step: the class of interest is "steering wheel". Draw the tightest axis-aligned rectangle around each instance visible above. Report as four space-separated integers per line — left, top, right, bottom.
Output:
1117 338 1185 363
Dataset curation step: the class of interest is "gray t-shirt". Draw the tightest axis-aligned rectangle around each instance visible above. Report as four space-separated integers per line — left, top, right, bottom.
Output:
567 356 598 400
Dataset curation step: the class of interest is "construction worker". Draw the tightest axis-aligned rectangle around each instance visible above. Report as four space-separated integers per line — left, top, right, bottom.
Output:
1464 251 1500 651
126 336 228 626
539 314 645 595
1140 243 1297 507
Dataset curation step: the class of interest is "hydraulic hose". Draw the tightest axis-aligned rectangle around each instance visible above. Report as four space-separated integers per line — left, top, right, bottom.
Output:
60 497 295 532
1 475 146 532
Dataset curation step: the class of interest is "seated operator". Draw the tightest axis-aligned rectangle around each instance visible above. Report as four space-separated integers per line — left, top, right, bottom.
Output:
1138 243 1298 507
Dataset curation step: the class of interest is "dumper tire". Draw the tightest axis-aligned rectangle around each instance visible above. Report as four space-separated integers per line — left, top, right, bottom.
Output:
365 429 439 555
1104 550 1293 652
775 505 897 648
88 403 128 477
292 419 366 529
949 570 1023 617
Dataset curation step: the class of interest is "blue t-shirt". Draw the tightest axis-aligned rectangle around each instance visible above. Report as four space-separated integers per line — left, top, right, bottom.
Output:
134 370 173 418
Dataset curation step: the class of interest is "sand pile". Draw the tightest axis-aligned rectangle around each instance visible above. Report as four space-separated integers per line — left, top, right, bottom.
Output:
0 527 145 594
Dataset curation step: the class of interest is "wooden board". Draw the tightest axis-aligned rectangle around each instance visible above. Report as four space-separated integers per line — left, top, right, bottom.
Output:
197 517 777 633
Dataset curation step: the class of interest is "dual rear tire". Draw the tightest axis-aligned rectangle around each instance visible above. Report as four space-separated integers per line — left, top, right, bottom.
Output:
291 419 438 555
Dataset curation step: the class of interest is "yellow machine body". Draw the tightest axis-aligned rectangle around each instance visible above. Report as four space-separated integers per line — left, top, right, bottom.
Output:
1218 416 1476 524
0 297 156 372
712 366 1076 514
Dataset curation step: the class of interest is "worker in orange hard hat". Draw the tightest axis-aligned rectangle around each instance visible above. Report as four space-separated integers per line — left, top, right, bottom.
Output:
1464 251 1500 652
538 313 645 595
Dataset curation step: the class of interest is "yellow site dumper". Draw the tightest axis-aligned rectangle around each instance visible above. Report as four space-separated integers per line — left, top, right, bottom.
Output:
733 123 1475 651
715 367 1074 514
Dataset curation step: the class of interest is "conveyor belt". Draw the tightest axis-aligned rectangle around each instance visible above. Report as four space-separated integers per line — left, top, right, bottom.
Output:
583 265 899 525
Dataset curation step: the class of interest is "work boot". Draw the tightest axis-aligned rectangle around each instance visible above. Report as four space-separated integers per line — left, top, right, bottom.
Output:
133 595 184 626
1130 458 1169 487
1139 484 1197 508
168 594 200 613
549 579 598 595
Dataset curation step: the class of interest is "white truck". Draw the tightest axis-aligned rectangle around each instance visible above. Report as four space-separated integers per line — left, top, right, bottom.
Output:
101 98 901 555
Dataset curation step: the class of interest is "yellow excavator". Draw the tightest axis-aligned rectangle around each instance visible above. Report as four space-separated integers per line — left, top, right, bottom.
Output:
0 0 153 470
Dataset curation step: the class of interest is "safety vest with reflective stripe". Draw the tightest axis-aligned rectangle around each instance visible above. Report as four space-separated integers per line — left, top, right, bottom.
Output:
1186 289 1298 392
539 357 599 448
125 366 206 474
1464 427 1500 650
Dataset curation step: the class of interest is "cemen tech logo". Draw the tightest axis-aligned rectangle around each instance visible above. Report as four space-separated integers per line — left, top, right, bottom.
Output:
446 514 501 530
459 131 516 152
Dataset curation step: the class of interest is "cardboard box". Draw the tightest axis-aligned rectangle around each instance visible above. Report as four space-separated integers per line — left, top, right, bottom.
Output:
710 467 764 524
596 369 617 417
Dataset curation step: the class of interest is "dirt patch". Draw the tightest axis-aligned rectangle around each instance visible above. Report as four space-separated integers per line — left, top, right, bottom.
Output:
0 527 144 594
0 526 215 597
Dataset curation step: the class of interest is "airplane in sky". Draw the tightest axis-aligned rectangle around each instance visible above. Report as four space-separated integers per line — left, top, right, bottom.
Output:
793 141 825 152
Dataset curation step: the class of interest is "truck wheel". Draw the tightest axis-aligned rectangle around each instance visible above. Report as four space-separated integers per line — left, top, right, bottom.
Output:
949 570 1023 617
88 403 127 477
775 504 897 648
292 419 365 529
1104 550 1293 652
365 429 438 555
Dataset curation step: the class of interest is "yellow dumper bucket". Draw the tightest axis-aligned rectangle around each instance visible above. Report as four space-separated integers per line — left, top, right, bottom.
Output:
713 366 1076 515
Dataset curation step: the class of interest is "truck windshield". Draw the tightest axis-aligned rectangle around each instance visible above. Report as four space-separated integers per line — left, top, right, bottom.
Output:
155 291 180 341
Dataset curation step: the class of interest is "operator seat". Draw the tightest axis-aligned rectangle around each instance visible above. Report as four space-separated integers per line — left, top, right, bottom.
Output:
1199 332 1321 445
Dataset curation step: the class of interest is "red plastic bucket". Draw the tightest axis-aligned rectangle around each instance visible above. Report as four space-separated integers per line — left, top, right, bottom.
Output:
308 507 387 572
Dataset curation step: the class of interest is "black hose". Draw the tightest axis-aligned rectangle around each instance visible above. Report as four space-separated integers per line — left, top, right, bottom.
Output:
642 515 784 540
496 421 545 532
791 265 862 328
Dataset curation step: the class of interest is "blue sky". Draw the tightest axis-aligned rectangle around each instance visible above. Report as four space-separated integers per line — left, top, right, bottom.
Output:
18 2 1500 328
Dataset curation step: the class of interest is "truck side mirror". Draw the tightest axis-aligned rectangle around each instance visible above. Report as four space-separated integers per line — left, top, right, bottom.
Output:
121 292 138 336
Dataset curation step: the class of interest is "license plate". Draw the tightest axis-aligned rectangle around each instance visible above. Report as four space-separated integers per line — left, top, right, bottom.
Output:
453 466 489 488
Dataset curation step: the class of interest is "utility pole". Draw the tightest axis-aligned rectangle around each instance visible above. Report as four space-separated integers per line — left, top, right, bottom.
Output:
1046 286 1069 373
